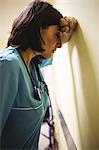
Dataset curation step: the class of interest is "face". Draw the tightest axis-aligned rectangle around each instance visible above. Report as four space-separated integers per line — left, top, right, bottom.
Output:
39 25 62 59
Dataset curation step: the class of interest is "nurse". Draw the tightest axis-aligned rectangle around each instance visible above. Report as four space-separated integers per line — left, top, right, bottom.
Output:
0 0 78 149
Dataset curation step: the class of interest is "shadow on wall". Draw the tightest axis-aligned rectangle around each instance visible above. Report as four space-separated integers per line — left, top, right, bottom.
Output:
67 25 99 149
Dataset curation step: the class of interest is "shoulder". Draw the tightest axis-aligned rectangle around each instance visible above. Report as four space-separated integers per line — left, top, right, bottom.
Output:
0 47 20 72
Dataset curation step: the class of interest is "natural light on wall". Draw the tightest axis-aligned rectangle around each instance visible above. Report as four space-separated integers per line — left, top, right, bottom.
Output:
43 0 99 149
52 44 81 149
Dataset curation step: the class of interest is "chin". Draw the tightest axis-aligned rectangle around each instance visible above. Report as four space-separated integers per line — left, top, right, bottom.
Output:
45 55 52 59
41 54 52 59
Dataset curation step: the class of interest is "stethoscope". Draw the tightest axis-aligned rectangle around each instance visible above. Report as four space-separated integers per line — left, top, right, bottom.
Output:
20 53 59 149
19 52 42 101
27 61 43 101
30 59 59 149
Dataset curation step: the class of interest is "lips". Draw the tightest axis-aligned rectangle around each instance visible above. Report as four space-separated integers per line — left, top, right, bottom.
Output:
52 49 56 53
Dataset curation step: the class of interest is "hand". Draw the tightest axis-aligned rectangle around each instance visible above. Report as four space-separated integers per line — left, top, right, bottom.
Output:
60 16 78 33
60 16 78 42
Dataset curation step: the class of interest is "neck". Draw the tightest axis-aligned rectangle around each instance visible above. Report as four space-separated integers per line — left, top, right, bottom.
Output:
21 48 39 69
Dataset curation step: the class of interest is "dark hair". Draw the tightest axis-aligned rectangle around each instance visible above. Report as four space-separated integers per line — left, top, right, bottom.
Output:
7 0 63 52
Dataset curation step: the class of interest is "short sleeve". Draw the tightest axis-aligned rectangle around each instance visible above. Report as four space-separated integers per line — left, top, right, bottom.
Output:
0 59 19 131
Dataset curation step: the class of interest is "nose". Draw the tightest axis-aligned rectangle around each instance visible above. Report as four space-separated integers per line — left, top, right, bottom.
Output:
56 39 62 48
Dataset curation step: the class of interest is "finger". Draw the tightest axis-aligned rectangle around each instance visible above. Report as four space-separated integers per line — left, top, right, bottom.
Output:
61 26 70 33
60 17 69 27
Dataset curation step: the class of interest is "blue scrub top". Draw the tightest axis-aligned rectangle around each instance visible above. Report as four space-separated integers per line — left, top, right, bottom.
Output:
0 47 52 149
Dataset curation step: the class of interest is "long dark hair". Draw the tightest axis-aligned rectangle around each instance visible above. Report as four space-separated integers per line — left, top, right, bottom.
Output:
7 0 63 52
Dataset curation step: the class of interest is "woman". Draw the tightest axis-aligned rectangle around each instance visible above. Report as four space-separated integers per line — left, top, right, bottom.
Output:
0 0 78 149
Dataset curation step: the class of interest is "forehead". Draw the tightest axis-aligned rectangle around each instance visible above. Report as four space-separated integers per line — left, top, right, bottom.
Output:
48 25 60 31
40 25 61 37
43 25 60 33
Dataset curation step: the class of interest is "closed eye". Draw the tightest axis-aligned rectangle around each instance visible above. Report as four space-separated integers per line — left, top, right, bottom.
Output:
55 31 62 40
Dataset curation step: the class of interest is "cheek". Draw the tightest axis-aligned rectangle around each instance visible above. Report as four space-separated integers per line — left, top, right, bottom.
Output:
46 37 56 49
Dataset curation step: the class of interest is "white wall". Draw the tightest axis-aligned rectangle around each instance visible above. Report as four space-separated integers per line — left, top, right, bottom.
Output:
44 0 99 149
0 0 32 49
